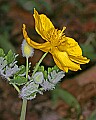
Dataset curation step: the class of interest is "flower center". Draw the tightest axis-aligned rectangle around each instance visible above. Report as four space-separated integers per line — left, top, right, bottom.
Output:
47 27 66 47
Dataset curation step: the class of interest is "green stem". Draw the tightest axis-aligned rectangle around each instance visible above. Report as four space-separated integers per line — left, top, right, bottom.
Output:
20 99 27 120
20 57 29 120
12 84 20 93
7 78 20 93
26 57 29 80
32 52 48 76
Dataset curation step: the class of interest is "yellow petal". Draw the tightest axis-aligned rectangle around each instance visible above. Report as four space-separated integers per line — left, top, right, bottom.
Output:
51 47 81 72
58 37 82 56
22 24 51 52
69 55 90 64
53 55 69 72
33 9 54 41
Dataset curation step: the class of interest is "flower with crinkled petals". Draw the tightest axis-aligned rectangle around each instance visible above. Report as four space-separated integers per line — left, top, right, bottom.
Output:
22 9 90 72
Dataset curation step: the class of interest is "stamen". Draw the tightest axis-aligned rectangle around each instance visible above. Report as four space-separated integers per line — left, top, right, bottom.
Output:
59 27 66 37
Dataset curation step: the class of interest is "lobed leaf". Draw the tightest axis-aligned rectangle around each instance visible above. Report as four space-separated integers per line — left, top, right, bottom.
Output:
5 50 15 64
15 65 26 76
10 76 27 86
19 81 42 100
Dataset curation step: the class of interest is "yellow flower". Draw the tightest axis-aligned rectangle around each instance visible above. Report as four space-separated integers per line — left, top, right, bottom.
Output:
22 9 90 72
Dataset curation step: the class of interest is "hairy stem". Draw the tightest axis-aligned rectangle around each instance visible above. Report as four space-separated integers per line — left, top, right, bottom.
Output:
20 57 28 120
32 52 48 76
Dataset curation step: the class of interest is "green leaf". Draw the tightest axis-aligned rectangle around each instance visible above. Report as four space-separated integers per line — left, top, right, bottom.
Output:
15 65 26 76
48 67 52 74
52 65 59 71
43 70 48 79
0 48 5 57
37 66 47 79
38 65 44 72
20 81 40 100
87 109 96 120
52 87 81 115
5 50 15 64
10 76 27 86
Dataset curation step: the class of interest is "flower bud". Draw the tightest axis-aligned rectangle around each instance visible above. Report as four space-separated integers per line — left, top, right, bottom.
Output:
33 72 44 84
21 39 34 58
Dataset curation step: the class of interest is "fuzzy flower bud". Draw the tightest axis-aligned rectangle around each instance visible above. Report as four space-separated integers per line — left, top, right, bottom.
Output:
33 72 44 84
21 39 34 58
